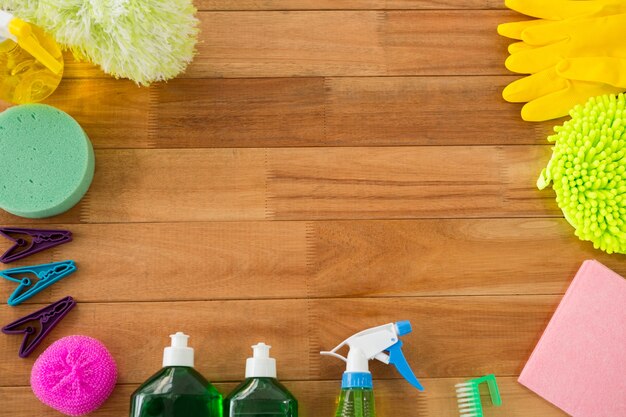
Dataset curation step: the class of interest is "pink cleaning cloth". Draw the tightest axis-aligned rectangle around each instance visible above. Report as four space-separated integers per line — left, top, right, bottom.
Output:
31 335 117 416
518 260 626 417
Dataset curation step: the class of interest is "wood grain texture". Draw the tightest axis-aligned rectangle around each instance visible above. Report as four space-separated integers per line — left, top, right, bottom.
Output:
0 4 599 417
7 76 553 149
1 378 567 417
195 11 511 78
199 0 506 11
151 76 553 148
0 146 558 225
0 79 152 149
61 11 517 79
0 297 558 386
0 219 622 304
266 145 558 220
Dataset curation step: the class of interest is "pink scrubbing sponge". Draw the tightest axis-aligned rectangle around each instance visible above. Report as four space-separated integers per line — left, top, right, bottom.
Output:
31 335 117 416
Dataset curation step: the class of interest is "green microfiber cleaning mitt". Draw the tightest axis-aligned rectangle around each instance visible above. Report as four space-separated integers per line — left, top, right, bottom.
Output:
538 93 626 254
1 0 199 86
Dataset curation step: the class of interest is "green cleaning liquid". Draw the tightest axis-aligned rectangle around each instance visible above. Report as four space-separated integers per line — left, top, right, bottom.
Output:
335 388 375 417
224 343 298 417
130 332 223 417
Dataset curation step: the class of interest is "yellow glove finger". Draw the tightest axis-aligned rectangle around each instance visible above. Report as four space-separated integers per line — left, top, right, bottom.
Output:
503 68 567 103
521 82 624 121
498 19 548 40
508 41 535 55
521 19 571 46
557 57 626 88
505 41 567 73
505 0 620 20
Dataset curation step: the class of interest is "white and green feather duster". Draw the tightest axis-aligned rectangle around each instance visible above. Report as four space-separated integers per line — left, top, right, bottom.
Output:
1 0 199 85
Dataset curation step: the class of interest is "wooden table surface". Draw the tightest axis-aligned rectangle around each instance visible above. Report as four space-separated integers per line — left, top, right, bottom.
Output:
1 1 624 416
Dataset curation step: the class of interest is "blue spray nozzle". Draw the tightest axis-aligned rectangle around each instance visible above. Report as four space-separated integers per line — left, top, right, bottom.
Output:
387 340 424 391
395 320 412 336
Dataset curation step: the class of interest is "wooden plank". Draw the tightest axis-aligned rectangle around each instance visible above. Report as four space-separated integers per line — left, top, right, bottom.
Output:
1 76 549 149
0 296 559 385
1 378 567 417
0 79 152 149
323 76 552 146
83 149 268 223
0 219 620 304
0 146 559 224
309 219 625 297
61 11 515 79
199 0 506 11
151 76 553 148
153 78 326 148
194 11 510 78
266 145 558 220
0 222 310 302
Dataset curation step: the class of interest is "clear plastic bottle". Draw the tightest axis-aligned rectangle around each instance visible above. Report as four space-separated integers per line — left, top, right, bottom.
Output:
130 332 223 417
335 387 375 417
224 343 298 417
0 11 63 104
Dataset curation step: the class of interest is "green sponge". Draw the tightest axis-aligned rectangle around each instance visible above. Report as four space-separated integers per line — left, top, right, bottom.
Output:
538 94 626 254
0 104 94 218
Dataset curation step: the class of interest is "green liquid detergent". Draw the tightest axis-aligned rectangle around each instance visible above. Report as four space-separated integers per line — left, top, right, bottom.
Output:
224 343 298 417
130 332 223 417
335 388 375 417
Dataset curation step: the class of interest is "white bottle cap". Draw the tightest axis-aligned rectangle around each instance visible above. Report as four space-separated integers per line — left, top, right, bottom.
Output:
163 332 195 367
245 342 277 378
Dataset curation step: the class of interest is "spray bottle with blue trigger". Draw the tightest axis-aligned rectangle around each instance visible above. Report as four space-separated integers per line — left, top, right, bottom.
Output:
321 321 423 417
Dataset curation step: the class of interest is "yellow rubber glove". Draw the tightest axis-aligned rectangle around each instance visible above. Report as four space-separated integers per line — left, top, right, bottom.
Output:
499 0 626 40
505 13 626 74
505 0 626 20
503 66 625 121
558 57 626 88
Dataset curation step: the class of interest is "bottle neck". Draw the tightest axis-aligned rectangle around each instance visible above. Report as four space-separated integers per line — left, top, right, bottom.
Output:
0 38 17 53
342 372 373 389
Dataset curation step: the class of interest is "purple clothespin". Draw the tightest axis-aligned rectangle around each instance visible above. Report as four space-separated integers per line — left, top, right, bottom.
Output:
0 227 72 263
2 296 76 358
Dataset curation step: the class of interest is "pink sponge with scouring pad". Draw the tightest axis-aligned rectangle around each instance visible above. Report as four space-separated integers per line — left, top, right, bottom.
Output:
31 335 117 416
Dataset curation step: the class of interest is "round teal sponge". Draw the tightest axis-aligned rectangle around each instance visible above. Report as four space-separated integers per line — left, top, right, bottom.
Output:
538 94 626 254
0 104 94 219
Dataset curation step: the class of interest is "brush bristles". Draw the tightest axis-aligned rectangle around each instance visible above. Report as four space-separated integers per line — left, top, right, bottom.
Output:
455 382 481 417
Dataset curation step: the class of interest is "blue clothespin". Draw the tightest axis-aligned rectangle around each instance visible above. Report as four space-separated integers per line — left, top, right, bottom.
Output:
1 261 76 306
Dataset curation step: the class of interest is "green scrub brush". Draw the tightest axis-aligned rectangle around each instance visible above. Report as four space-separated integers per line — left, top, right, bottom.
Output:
455 374 502 417
538 93 626 254
1 0 199 86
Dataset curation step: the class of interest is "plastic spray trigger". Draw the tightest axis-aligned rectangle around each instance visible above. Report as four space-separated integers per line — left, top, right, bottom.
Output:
2 296 76 358
387 340 424 391
7 16 63 74
321 320 424 391
0 260 77 306
0 227 72 263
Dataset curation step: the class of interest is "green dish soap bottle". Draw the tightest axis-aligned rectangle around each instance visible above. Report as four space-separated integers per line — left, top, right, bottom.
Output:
224 343 298 417
130 332 223 417
321 321 424 417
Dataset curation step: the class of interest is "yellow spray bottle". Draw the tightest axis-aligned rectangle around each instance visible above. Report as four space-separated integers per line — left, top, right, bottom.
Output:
0 11 63 104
